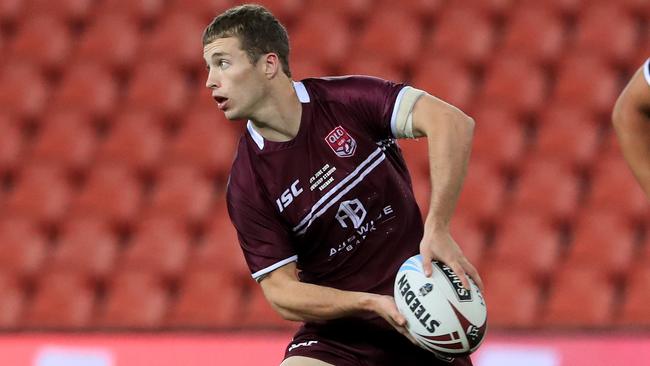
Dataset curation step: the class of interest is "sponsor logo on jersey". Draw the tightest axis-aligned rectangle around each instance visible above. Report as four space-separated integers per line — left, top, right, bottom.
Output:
325 126 357 158
434 262 472 302
287 340 318 352
335 198 367 229
276 179 303 213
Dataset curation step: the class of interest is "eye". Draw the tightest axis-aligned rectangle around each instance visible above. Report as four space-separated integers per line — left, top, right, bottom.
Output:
218 59 230 69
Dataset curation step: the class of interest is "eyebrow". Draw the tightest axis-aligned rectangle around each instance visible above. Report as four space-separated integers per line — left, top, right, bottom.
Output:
210 52 230 59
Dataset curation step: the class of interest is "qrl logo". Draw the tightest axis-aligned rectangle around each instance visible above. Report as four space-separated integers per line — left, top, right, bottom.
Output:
325 126 357 158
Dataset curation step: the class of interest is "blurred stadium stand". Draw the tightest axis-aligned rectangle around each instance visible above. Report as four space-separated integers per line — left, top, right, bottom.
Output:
0 0 648 332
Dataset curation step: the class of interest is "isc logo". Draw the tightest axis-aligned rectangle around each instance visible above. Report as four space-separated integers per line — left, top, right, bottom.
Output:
276 179 303 213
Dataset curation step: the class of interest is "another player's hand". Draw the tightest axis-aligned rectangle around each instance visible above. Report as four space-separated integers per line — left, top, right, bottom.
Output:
419 228 484 292
370 294 419 346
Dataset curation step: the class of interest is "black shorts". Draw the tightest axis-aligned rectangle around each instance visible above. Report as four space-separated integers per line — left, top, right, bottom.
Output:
284 317 473 366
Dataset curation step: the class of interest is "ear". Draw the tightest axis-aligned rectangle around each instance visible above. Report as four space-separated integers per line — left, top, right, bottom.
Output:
261 53 281 79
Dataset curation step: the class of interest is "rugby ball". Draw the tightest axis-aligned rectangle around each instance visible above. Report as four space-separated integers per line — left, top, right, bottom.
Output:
393 255 487 359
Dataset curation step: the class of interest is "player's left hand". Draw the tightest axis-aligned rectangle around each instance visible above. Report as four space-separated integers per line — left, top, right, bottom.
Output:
419 228 484 292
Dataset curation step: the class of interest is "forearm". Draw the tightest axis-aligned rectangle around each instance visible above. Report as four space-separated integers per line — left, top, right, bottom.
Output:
264 278 377 322
424 112 474 231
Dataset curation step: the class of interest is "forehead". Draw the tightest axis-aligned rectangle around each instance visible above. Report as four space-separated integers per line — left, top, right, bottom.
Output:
203 37 243 59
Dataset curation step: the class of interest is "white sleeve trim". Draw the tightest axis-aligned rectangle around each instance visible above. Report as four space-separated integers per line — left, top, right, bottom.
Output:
390 86 425 139
643 58 650 86
252 255 298 281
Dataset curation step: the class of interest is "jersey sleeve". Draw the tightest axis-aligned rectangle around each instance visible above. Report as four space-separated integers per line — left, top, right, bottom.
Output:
227 169 296 282
643 58 650 86
324 76 424 140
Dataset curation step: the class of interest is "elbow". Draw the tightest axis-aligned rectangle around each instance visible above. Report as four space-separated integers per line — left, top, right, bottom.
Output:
612 99 625 129
460 114 475 143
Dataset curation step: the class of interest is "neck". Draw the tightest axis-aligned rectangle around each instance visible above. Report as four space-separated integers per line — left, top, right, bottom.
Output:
249 77 302 142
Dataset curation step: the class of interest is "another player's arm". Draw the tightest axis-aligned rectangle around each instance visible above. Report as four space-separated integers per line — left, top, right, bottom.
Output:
409 94 483 291
259 261 416 343
612 61 650 199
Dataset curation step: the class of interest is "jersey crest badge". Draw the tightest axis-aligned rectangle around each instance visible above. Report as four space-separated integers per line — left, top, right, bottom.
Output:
325 126 357 158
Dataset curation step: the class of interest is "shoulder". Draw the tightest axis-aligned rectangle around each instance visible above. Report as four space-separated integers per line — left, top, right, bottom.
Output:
302 75 402 103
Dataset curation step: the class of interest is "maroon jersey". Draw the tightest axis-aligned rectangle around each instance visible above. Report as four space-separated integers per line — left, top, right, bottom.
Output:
227 75 424 297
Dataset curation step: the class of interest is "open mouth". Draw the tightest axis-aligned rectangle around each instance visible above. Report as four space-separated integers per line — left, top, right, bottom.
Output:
213 96 228 104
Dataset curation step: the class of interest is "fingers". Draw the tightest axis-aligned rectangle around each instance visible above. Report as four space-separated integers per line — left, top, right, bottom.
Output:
448 261 471 290
421 251 433 277
464 260 484 292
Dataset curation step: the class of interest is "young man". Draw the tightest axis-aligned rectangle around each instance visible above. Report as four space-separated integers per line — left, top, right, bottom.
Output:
613 58 650 199
203 5 482 365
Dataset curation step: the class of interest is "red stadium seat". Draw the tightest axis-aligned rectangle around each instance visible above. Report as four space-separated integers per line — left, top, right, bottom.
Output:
456 159 505 223
377 0 443 21
533 104 599 168
50 62 119 119
0 0 24 25
74 14 140 71
23 271 94 329
96 111 165 174
0 272 24 328
255 0 305 24
49 216 118 281
551 53 619 115
98 270 168 328
411 58 474 111
142 14 205 71
543 267 615 327
124 62 190 119
478 56 547 115
422 6 495 66
355 10 422 70
481 266 541 328
491 210 561 280
0 114 23 175
28 109 97 174
167 269 242 328
8 15 71 71
341 56 404 83
450 215 485 269
290 56 332 80
511 157 580 222
501 4 565 65
190 200 250 279
0 63 48 120
241 282 296 329
619 267 650 326
5 163 72 226
585 156 648 222
290 11 351 69
94 0 165 23
121 216 191 281
71 164 143 228
167 0 233 22
573 3 637 67
306 0 373 22
24 0 95 23
0 218 47 280
167 109 238 180
564 210 635 279
470 104 525 170
146 164 214 228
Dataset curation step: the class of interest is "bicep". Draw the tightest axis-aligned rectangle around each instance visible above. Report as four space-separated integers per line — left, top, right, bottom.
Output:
411 93 473 138
259 261 299 304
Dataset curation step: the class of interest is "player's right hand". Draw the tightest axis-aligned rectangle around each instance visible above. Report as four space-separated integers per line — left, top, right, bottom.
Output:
370 294 419 347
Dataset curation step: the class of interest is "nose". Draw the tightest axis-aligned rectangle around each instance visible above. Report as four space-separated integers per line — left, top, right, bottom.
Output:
205 69 220 89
